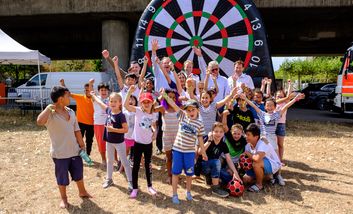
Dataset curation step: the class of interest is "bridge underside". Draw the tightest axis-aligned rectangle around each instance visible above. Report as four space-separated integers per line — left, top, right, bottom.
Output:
1 7 352 60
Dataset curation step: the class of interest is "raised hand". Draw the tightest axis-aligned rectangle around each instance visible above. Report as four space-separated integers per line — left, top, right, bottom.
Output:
102 50 110 59
143 56 149 65
128 85 136 94
151 39 159 53
112 56 119 66
239 93 247 100
192 46 202 56
89 78 95 85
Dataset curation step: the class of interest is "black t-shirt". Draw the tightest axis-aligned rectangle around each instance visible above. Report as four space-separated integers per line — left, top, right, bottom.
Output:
230 106 255 130
206 140 229 160
103 108 126 144
224 133 247 157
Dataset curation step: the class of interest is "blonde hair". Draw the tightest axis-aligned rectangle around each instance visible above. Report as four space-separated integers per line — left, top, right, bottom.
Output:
109 92 123 111
212 122 225 132
184 60 193 69
208 60 219 68
231 123 244 133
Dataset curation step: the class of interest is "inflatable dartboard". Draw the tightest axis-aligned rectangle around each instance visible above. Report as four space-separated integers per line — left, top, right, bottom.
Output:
131 0 275 86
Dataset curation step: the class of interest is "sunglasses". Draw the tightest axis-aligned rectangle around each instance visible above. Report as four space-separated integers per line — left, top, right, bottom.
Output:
212 68 219 71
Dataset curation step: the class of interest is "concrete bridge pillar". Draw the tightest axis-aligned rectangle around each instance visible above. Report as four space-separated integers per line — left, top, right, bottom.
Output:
102 19 129 75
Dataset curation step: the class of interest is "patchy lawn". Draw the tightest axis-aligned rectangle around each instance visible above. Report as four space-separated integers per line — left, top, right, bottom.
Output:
0 109 352 213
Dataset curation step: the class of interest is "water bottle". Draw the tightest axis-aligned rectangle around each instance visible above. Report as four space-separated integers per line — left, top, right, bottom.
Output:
79 149 93 166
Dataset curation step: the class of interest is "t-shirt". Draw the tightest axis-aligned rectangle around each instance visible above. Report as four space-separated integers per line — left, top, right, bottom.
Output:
257 111 281 137
245 139 281 174
205 140 229 160
230 106 255 130
248 101 265 120
119 85 140 105
93 96 109 125
123 109 135 140
45 107 80 159
103 108 127 144
173 110 205 153
199 102 218 135
132 107 158 144
224 133 247 158
71 94 94 125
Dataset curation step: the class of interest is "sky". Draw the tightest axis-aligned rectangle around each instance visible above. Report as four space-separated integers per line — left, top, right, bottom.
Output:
272 57 306 71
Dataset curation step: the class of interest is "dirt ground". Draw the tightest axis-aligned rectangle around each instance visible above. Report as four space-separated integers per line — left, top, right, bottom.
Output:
0 109 352 214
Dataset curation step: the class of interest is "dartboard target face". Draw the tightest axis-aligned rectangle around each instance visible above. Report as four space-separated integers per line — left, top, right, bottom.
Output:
131 0 274 83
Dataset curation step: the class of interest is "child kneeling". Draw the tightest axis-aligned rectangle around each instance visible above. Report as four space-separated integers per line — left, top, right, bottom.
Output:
242 123 281 192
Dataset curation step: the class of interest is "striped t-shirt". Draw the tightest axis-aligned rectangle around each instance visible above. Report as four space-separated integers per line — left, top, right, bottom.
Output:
257 111 281 137
173 110 205 153
199 102 218 135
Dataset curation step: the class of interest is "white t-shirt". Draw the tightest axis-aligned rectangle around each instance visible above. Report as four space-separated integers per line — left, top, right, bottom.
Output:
93 96 109 125
228 73 255 91
245 139 281 174
123 109 135 140
132 107 158 144
119 84 140 104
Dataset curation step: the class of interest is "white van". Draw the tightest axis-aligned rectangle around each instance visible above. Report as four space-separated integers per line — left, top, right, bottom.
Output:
15 72 113 105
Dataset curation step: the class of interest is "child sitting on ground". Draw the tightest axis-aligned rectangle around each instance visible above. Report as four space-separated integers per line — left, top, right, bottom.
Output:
37 86 91 208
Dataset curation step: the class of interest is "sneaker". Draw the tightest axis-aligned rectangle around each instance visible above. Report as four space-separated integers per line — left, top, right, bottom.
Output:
276 174 286 186
211 185 229 198
148 186 157 196
102 179 113 189
205 174 212 185
186 192 193 201
130 189 138 198
172 194 180 204
128 182 133 192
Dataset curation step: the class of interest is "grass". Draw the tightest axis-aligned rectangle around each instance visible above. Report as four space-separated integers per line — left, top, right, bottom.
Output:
0 108 352 214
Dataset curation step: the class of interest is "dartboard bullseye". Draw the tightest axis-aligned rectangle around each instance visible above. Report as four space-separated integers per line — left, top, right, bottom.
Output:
131 0 275 85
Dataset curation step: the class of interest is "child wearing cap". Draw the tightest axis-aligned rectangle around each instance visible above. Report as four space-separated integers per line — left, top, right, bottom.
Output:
162 91 208 204
124 85 158 198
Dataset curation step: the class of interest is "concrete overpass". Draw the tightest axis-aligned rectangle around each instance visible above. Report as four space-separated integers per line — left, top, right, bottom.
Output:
1 0 353 69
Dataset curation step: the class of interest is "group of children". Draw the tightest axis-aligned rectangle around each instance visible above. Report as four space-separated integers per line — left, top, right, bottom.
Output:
37 40 305 208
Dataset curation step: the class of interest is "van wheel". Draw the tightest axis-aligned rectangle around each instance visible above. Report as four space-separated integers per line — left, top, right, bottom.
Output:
316 98 326 111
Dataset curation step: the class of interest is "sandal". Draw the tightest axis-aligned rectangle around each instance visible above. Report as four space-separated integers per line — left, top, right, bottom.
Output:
248 184 263 193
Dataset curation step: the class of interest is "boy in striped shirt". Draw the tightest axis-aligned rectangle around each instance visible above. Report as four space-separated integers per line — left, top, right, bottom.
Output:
162 93 207 205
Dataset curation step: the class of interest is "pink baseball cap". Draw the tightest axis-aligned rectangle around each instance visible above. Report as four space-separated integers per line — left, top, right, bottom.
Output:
139 92 154 103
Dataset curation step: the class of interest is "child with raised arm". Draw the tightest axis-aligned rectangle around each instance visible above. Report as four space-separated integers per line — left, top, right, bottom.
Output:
240 92 305 186
162 92 208 204
91 92 132 190
37 86 91 209
124 85 158 198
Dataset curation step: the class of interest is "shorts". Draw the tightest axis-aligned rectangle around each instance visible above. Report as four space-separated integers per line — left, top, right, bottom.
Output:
275 123 286 137
245 157 273 178
202 159 221 178
53 156 83 186
172 150 195 176
125 138 135 148
94 125 106 153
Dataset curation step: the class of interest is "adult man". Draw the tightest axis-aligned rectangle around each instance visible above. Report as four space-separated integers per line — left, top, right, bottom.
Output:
205 61 230 103
228 60 255 92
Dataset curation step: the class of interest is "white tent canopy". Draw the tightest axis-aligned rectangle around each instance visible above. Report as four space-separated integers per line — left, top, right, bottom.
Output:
0 29 51 109
0 29 51 65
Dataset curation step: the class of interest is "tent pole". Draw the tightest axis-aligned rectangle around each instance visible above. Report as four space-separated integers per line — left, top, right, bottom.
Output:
37 51 43 110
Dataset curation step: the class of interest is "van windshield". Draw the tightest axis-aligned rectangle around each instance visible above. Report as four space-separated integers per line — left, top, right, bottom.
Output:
26 74 47 86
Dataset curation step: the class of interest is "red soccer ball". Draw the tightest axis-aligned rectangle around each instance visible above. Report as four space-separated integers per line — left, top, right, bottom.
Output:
239 153 253 171
226 179 244 197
